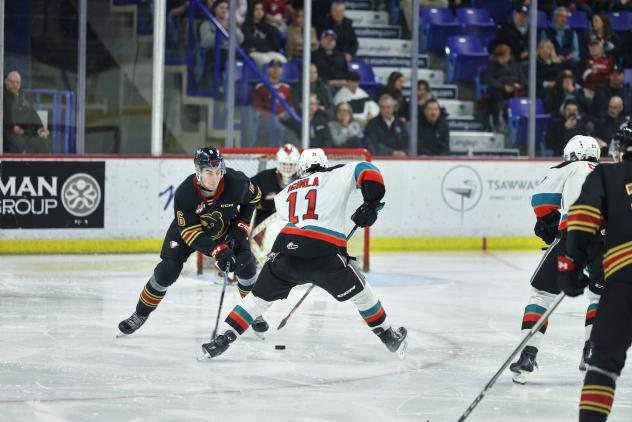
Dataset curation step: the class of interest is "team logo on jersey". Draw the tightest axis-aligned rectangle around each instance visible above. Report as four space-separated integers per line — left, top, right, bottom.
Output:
169 241 179 249
200 211 227 240
286 242 298 250
441 165 483 223
195 203 206 214
61 173 102 217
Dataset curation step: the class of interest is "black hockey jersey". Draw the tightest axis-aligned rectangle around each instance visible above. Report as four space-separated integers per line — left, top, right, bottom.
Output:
566 162 632 283
251 168 283 227
172 168 261 255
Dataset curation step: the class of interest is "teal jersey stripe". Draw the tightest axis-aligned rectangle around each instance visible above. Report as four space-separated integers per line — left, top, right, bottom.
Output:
525 304 547 314
354 162 380 183
587 304 599 312
531 192 562 207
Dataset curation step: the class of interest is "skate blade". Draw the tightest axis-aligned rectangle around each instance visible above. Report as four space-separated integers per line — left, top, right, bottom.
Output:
196 350 212 362
116 331 129 338
512 372 528 385
395 339 408 360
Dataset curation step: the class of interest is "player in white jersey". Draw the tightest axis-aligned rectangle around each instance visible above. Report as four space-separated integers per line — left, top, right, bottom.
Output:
510 135 605 384
200 148 408 359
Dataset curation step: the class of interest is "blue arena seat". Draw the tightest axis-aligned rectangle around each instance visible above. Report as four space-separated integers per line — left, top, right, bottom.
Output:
348 61 382 96
559 10 590 38
420 8 461 53
261 61 299 85
445 36 489 83
606 12 632 39
471 0 512 24
537 10 548 29
508 97 551 149
456 8 498 41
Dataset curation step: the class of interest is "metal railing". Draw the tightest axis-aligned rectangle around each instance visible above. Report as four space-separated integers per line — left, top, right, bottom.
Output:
23 89 76 154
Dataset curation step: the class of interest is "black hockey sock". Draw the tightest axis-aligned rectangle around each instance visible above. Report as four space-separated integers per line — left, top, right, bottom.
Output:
580 370 616 422
135 282 166 317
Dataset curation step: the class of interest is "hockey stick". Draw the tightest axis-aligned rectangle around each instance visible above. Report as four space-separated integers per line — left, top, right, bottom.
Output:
210 265 230 340
277 224 359 330
457 292 566 422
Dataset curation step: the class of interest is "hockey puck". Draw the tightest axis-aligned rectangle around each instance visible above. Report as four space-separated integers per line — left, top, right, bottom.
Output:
275 345 286 350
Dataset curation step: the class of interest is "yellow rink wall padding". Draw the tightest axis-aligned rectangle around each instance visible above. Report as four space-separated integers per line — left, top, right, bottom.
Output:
0 237 547 254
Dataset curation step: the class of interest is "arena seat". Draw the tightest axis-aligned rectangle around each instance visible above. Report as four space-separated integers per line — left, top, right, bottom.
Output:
456 8 497 41
606 12 632 39
508 97 551 149
420 8 461 53
348 62 382 95
445 36 489 83
471 0 512 24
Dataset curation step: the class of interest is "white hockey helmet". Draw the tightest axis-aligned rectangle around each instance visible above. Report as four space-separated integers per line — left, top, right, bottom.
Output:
275 144 300 186
298 148 328 177
563 135 601 162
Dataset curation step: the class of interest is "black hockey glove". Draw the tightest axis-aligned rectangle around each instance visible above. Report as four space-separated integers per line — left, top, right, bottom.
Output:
534 211 560 245
351 202 384 228
228 221 251 252
211 243 237 272
557 255 588 297
234 250 255 272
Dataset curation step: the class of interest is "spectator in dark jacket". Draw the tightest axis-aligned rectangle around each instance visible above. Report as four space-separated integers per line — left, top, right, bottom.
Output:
540 7 580 64
317 1 358 61
485 44 526 127
594 96 628 154
377 71 409 122
365 94 409 156
242 0 286 68
545 100 589 155
536 39 563 98
592 63 632 120
490 5 529 64
544 69 591 117
292 64 335 116
311 29 348 88
418 99 450 155
308 95 334 148
584 13 621 58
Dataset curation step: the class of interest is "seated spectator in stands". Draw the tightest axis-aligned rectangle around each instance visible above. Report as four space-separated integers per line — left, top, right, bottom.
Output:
328 102 365 148
285 8 318 60
3 70 49 154
592 62 632 119
545 100 590 155
416 80 435 109
625 29 632 68
333 71 379 127
536 39 563 98
541 7 580 66
365 94 409 156
308 95 335 148
317 1 358 61
418 99 450 156
311 30 348 89
587 13 621 58
611 0 632 11
292 64 335 116
377 71 409 122
544 69 591 117
252 59 293 115
490 5 529 65
264 0 292 34
594 96 628 154
242 0 286 69
485 44 526 128
581 35 614 93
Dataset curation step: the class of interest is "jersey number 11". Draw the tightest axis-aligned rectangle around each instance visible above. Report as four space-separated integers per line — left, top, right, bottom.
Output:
287 189 319 224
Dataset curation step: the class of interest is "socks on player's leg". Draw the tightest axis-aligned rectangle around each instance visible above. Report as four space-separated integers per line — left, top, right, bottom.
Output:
351 285 389 332
519 288 556 350
224 293 272 336
580 369 617 422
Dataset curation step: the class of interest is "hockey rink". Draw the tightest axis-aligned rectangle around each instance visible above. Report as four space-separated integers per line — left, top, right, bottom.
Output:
1 252 630 422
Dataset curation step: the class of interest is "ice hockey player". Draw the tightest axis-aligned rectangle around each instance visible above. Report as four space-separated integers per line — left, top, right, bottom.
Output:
118 147 270 336
510 135 604 384
558 123 632 421
199 148 408 359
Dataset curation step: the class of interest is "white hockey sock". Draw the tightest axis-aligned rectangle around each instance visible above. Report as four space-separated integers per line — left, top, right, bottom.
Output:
584 289 600 341
351 285 390 332
223 293 273 335
521 288 556 350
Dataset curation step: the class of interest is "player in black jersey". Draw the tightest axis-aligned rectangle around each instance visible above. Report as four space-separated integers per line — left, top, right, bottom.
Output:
558 122 632 421
118 147 269 336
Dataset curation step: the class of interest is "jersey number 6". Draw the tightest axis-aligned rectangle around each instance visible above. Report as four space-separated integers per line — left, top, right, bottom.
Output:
287 189 319 224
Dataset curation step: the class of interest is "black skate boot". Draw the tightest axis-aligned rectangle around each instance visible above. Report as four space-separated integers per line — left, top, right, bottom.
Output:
200 330 237 359
251 315 269 339
118 312 148 336
375 327 408 359
579 341 592 371
510 346 538 384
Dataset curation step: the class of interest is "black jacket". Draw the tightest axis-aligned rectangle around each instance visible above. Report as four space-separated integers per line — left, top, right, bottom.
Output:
484 59 526 97
490 21 528 60
242 20 281 53
251 168 283 227
318 16 358 57
311 47 348 82
546 116 589 155
3 89 44 136
365 115 409 156
310 109 334 148
418 115 450 155
592 84 632 120
536 59 563 97
595 113 627 147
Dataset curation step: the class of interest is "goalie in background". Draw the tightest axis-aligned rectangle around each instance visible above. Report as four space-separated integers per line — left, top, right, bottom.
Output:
118 147 270 337
250 144 300 264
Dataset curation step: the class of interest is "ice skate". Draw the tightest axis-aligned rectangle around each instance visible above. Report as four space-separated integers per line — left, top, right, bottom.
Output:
117 312 148 337
579 341 592 371
199 330 237 360
510 346 538 384
376 326 408 359
251 315 269 339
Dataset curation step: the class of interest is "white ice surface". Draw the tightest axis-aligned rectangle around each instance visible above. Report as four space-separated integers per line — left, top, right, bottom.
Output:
0 252 630 422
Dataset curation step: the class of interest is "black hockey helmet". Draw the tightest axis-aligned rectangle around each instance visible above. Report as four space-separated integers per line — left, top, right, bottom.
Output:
609 121 632 162
194 147 226 178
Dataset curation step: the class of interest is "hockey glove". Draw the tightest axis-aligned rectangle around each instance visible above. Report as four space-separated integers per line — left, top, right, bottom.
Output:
228 221 251 252
211 243 237 272
234 250 255 273
557 255 588 297
534 211 560 245
351 202 384 228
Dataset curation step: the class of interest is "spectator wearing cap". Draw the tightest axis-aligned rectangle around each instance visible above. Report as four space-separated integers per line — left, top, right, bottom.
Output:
285 8 318 60
311 29 348 89
541 7 580 65
364 94 409 156
417 98 450 155
545 100 590 156
328 102 366 148
292 64 335 116
490 5 530 64
242 0 287 69
592 63 632 119
333 71 379 127
317 1 358 61
582 34 614 93
252 59 293 115
594 96 628 154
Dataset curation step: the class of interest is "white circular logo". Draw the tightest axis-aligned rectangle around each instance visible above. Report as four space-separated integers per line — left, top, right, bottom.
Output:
61 173 102 217
441 165 483 213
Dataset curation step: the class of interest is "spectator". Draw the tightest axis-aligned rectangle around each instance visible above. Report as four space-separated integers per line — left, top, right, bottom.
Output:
594 96 628 154
591 63 632 120
292 64 335 116
333 71 379 127
285 8 318 60
311 29 348 88
587 13 621 57
242 0 286 69
541 7 580 65
490 5 529 64
545 100 590 155
581 35 614 93
536 39 563 98
252 59 293 115
318 1 358 61
377 71 409 122
612 0 632 11
264 0 292 33
418 99 450 155
484 44 526 128
365 94 409 156
416 80 435 109
3 70 49 154
308 95 335 148
544 69 591 117
328 102 365 148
